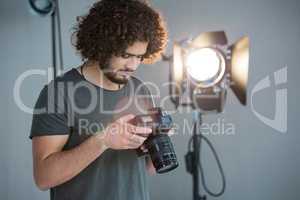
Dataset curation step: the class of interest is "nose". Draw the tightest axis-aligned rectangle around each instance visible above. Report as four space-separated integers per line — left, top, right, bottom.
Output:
127 57 141 70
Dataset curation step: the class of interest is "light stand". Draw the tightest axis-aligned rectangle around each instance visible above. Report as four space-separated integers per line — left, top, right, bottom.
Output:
190 111 206 200
165 31 249 199
29 0 64 78
185 110 226 200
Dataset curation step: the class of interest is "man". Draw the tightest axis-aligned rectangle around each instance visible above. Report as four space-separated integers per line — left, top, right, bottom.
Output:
30 0 168 200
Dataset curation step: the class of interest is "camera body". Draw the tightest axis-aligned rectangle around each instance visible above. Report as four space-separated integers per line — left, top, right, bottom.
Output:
129 107 178 173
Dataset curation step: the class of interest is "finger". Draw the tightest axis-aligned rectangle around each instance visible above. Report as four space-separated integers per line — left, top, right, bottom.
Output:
125 141 143 150
167 129 175 136
117 114 135 123
127 124 152 135
140 144 146 150
127 134 146 145
140 145 149 152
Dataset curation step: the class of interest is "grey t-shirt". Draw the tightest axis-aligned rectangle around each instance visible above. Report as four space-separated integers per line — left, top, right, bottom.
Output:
30 68 153 200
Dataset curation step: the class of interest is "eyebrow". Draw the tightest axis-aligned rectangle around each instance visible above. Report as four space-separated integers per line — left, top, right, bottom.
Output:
123 52 146 57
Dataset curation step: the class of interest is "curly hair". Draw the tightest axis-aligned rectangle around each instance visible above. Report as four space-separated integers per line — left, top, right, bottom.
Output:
73 0 168 67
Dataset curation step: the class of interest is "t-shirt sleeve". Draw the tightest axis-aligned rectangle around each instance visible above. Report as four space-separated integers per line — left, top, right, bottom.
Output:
29 83 70 139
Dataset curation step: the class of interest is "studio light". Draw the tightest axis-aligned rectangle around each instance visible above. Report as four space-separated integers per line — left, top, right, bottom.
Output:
169 31 249 113
164 31 250 200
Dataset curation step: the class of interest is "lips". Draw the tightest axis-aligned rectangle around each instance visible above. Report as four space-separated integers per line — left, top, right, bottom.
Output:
117 70 133 77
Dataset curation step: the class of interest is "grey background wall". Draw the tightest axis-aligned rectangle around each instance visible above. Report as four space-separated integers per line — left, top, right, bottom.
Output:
1 0 299 199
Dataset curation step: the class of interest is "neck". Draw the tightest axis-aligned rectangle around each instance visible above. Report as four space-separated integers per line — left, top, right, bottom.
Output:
83 61 124 91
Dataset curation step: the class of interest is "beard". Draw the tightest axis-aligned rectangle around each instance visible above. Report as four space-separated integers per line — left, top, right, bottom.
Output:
100 63 132 85
105 71 129 84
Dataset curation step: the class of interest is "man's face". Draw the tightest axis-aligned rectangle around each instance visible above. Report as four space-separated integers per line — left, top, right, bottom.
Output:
102 41 148 84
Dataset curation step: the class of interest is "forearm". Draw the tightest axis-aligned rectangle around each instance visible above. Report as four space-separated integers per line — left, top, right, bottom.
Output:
35 133 107 190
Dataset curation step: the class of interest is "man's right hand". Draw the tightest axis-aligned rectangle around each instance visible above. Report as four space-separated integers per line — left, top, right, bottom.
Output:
102 114 152 150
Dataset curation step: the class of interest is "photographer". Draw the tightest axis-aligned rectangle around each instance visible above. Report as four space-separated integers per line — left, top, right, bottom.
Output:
30 0 168 199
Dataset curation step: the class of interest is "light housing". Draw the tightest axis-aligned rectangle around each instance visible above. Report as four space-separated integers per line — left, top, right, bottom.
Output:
169 31 249 112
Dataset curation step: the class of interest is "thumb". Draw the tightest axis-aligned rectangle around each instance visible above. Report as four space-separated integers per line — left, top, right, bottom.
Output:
117 114 135 123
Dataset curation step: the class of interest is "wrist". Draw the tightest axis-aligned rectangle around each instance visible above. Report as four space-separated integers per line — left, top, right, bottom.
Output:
94 131 109 151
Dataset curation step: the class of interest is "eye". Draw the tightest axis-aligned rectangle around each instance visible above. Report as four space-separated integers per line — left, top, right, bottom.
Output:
121 53 131 59
137 55 144 61
121 52 145 61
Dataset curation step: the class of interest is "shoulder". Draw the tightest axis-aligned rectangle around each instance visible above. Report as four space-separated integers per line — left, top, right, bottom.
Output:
35 68 81 105
53 68 81 83
40 68 81 92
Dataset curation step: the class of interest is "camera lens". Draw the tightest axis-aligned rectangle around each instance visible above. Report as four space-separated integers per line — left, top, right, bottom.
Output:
145 134 178 173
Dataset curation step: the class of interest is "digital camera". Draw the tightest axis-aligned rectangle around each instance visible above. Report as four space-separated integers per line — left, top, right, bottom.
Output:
129 107 178 173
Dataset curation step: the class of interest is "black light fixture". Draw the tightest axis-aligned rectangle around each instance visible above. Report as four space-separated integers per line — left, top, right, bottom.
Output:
29 0 55 16
169 31 249 112
29 0 64 78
